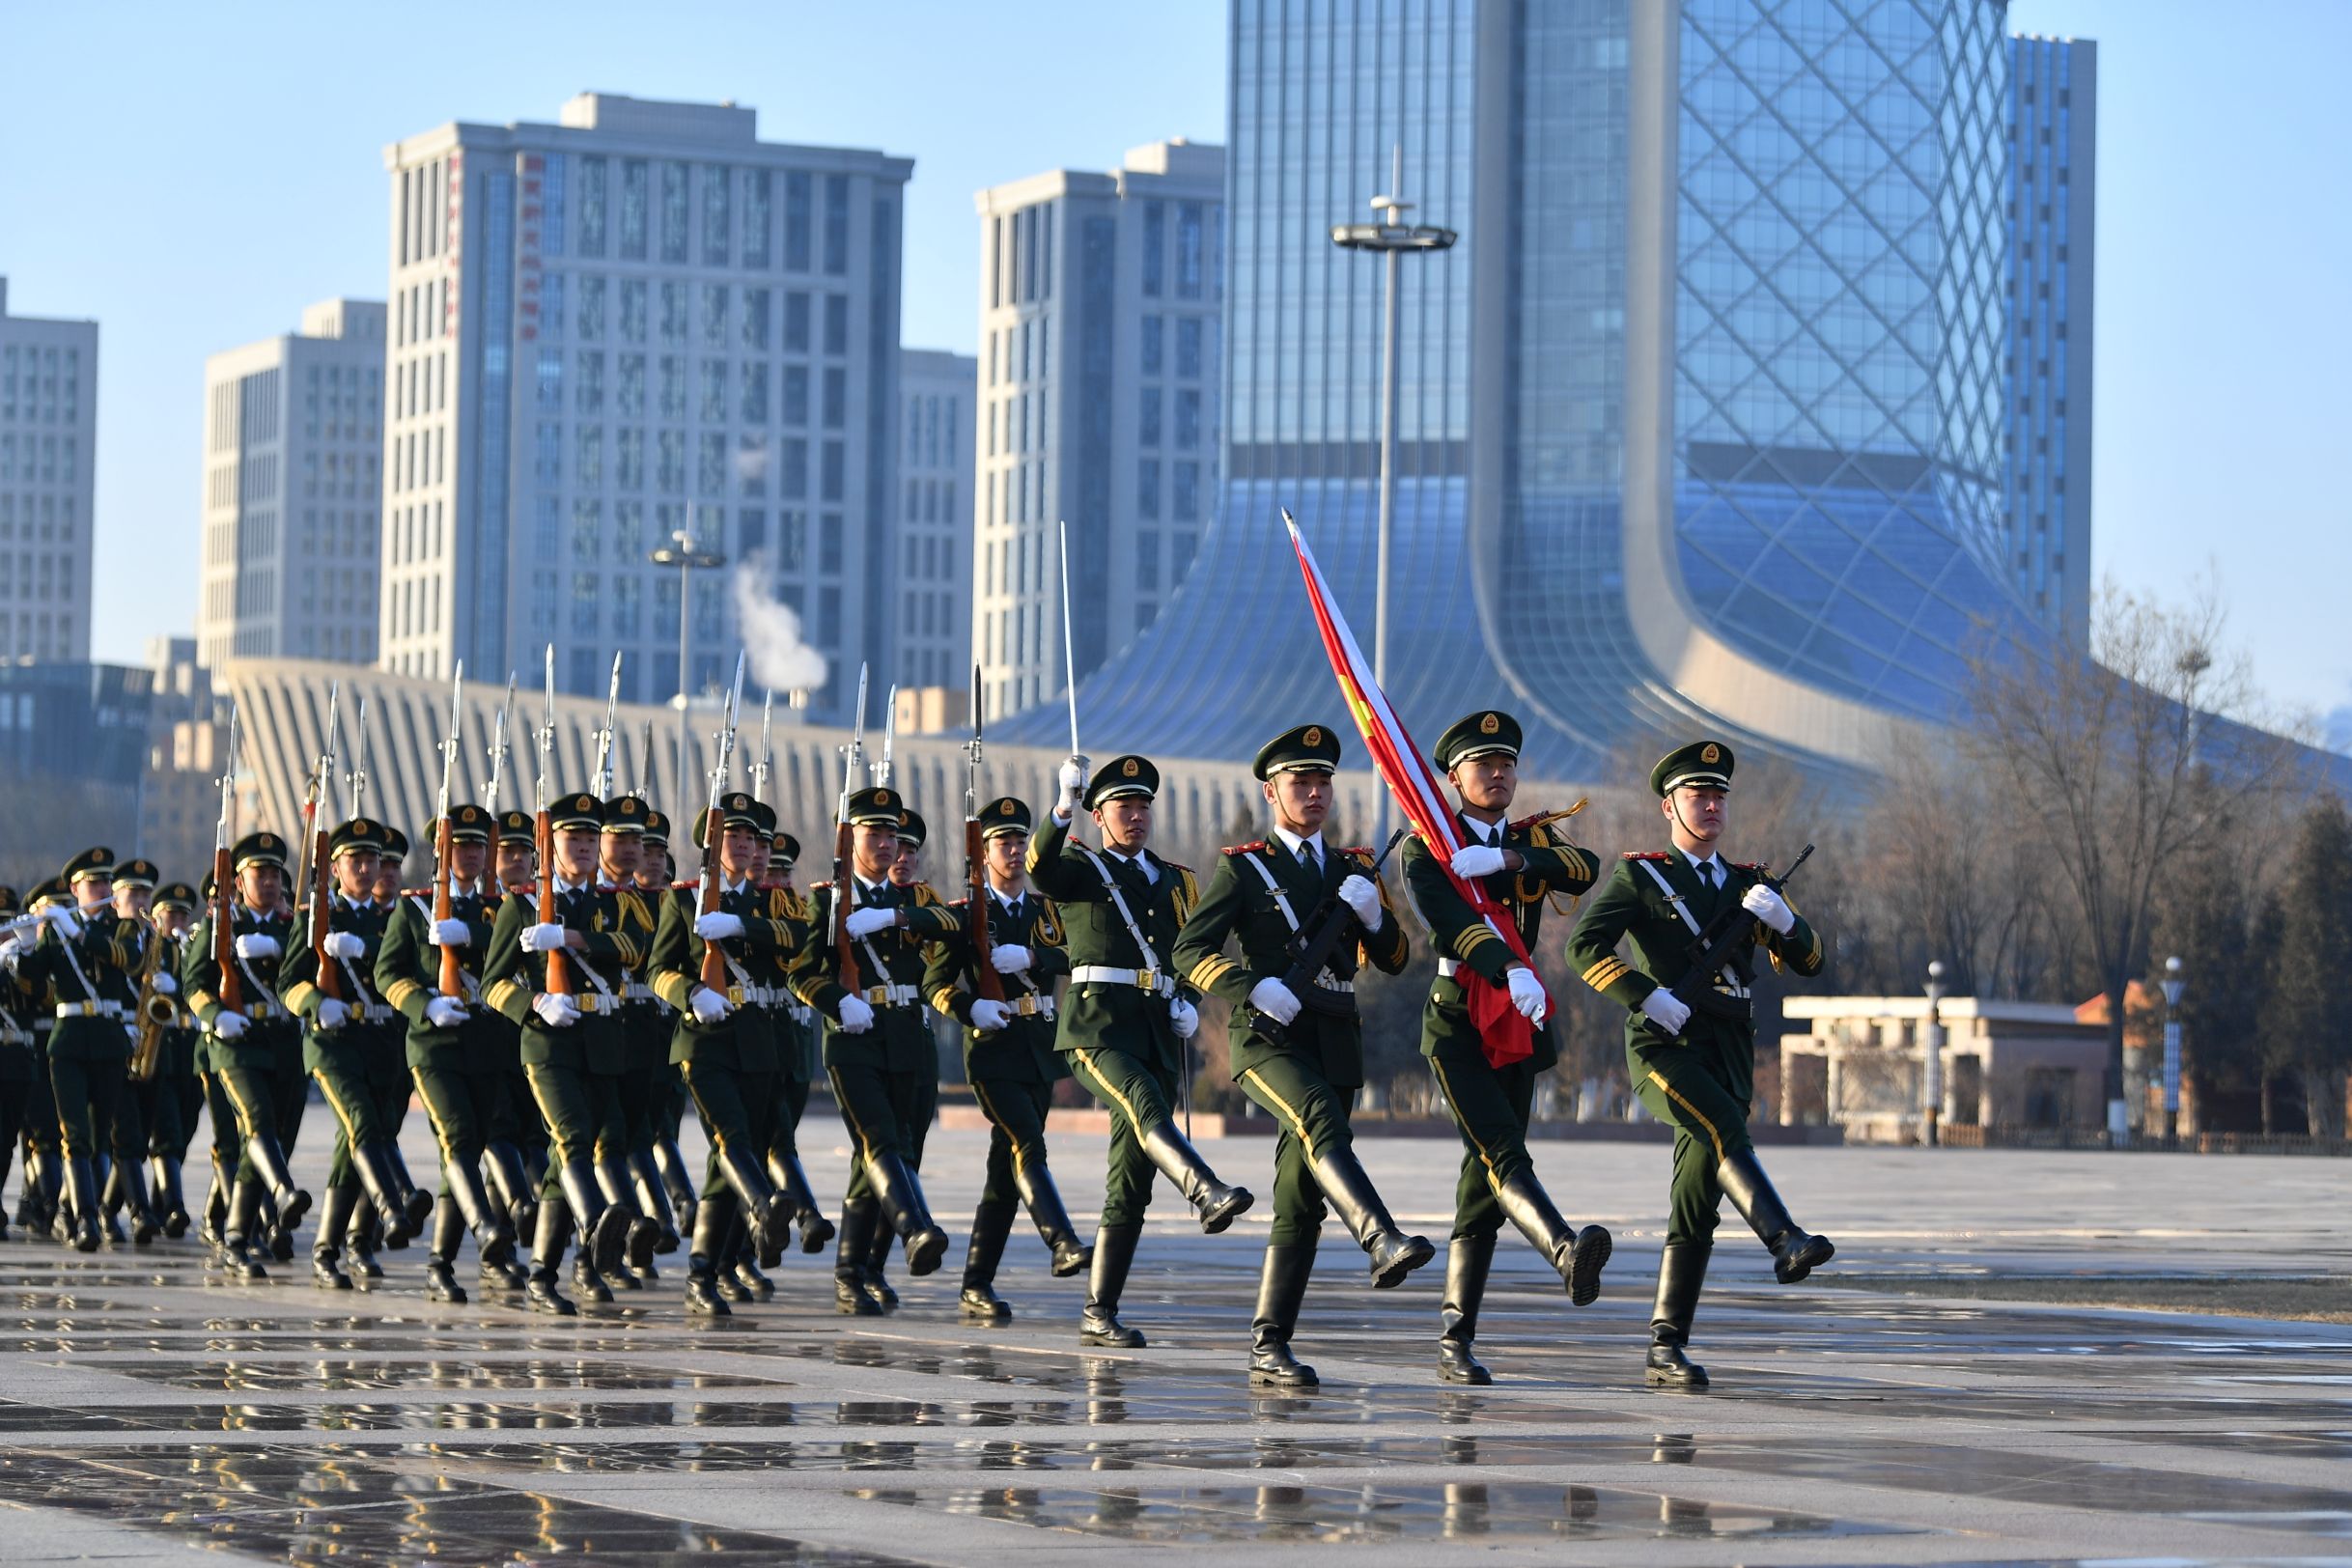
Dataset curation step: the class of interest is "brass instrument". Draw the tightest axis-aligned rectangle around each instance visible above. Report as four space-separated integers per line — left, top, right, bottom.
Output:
128 926 181 1081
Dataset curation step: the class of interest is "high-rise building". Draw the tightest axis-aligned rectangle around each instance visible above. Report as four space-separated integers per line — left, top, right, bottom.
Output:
0 278 98 663
1019 3 2073 783
971 140 1223 723
198 298 386 667
894 348 976 705
378 94 912 720
2006 35 2096 647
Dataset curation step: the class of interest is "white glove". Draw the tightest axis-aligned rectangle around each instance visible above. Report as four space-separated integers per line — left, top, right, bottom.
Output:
532 992 581 1028
315 997 350 1030
153 972 179 996
1741 882 1796 936
425 996 469 1029
322 931 366 961
694 910 744 941
1506 965 1549 1025
45 908 85 941
428 918 471 947
1338 874 1383 928
690 986 732 1023
1449 844 1509 880
1639 987 1692 1035
520 923 567 953
1246 976 1302 1024
235 933 281 960
835 994 875 1033
1056 756 1088 818
211 1009 249 1040
844 906 896 938
1169 997 1200 1039
989 944 1032 974
969 998 1013 1032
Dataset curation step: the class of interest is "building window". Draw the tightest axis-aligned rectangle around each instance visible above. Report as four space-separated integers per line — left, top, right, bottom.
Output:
819 513 843 574
1139 387 1162 448
1137 459 1161 520
1141 316 1163 378
783 365 810 427
740 362 769 424
1174 389 1200 450
1175 203 1204 298
577 276 605 342
783 172 812 271
1175 317 1202 379
659 161 690 264
575 351 604 415
741 288 770 351
579 155 608 256
702 164 732 266
620 160 648 260
823 294 848 356
1142 201 1164 295
620 280 647 343
821 441 845 502
659 282 687 347
701 284 729 349
1136 531 1160 591
823 367 847 429
783 292 810 351
742 170 771 269
823 174 850 274
1173 461 1198 521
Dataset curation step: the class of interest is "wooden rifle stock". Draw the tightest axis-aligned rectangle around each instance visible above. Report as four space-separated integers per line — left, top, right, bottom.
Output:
434 816 462 997
831 819 855 980
967 817 1003 1003
211 845 243 1014
310 819 343 1001
537 807 572 995
698 807 730 991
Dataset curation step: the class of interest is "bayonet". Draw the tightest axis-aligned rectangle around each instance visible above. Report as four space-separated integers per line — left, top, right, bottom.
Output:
535 645 571 996
694 655 749 994
876 684 899 788
965 663 1003 1005
831 663 870 966
592 652 623 798
750 688 774 798
638 720 657 809
1058 518 1081 760
346 697 371 821
434 663 466 997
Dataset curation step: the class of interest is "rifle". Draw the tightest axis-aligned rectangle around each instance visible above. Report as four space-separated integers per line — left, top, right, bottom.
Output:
1669 843 1814 1022
696 655 748 994
484 676 515 818
434 662 466 999
637 721 657 809
307 691 346 1003
1058 518 1080 760
591 652 623 799
291 683 339 915
211 702 245 1016
1252 829 1408 1033
830 663 870 979
964 663 1003 1004
534 645 571 997
749 688 774 800
875 684 898 788
346 696 372 822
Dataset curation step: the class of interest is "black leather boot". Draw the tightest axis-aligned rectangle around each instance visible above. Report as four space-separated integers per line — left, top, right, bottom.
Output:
862 1219 900 1311
153 1154 190 1239
728 1213 775 1302
654 1135 698 1236
712 1141 793 1259
485 1139 534 1237
526 1194 577 1316
1438 1233 1496 1385
425 1193 468 1303
118 1156 161 1246
64 1155 100 1252
1645 1242 1711 1389
347 1204 385 1283
960 1200 1016 1324
1137 1121 1253 1233
1078 1222 1146 1347
222 1177 269 1279
348 1141 410 1246
1307 1148 1434 1289
310 1183 356 1291
768 1150 834 1254
98 1155 127 1244
1716 1150 1834 1283
1248 1241 1320 1388
630 1148 681 1255
385 1142 435 1243
589 1157 647 1287
445 1157 518 1278
554 1159 612 1301
832 1199 882 1316
685 1196 732 1317
862 1150 949 1275
1013 1160 1091 1276
198 1153 228 1247
1491 1166 1612 1305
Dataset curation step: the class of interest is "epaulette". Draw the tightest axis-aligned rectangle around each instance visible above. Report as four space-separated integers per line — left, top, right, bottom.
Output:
1224 842 1266 855
402 886 428 901
1623 851 1671 861
671 880 696 892
1344 846 1374 859
1733 861 1766 873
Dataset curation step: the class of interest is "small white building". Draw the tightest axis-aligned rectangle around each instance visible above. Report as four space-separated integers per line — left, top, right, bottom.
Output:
1778 995 2109 1143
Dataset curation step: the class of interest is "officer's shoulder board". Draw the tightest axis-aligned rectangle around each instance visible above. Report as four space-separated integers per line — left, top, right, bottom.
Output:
1344 846 1374 859
1223 842 1266 855
1622 851 1671 861
913 884 938 906
1732 862 1767 875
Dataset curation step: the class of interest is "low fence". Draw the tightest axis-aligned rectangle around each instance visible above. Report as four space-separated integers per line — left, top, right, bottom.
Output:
1937 1123 2352 1157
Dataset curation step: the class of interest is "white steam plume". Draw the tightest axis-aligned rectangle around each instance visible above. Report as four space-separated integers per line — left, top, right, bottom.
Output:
730 552 829 695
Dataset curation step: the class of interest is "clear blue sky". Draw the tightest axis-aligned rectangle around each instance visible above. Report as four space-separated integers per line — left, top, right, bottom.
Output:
4 2 2344 735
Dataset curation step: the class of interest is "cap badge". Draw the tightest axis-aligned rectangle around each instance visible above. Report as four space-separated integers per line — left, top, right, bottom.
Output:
998 800 1015 816
1479 714 1499 736
1122 758 1139 777
1302 726 1321 746
1700 742 1721 764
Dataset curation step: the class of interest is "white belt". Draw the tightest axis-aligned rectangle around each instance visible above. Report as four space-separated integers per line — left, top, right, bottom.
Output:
55 1001 125 1020
788 1003 814 1024
541 993 618 1018
1311 977 1355 995
623 981 656 1002
1010 994 1057 1021
1070 965 1175 998
1436 958 1462 978
318 1002 398 1027
860 984 919 1009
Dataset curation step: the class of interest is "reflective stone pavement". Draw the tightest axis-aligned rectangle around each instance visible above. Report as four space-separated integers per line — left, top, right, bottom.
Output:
3 1128 2349 1565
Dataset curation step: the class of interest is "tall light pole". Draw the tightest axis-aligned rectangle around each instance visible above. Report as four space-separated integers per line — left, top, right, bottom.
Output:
1921 961 1946 1148
649 529 726 802
2159 955 2186 1146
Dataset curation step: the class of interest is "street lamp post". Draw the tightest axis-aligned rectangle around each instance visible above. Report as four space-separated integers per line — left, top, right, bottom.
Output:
649 529 727 803
1921 960 1947 1148
2159 955 2186 1146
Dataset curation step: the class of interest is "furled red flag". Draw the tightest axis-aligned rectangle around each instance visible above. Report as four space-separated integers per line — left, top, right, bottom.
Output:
1280 509 1546 1068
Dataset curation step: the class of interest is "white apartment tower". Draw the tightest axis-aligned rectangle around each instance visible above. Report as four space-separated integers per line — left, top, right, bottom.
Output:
894 348 976 699
379 94 912 719
198 298 385 667
0 279 98 661
971 140 1223 720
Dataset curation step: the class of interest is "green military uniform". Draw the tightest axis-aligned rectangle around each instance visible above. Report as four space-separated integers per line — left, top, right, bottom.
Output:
482 792 658 1314
279 818 430 1286
0 884 38 1240
8 883 63 1238
1401 710 1614 1384
1565 740 1834 1389
1024 754 1252 1348
95 858 169 1243
12 852 137 1250
788 789 963 1313
141 883 205 1239
753 826 833 1266
634 810 702 1230
182 832 313 1278
378 802 521 1302
601 794 682 1266
1174 723 1429 1386
485 809 548 1218
922 796 1087 1323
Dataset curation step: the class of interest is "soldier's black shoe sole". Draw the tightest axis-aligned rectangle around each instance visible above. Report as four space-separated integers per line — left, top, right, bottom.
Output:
1774 1233 1834 1284
1079 1318 1146 1349
1369 1233 1436 1290
1437 1343 1492 1385
1196 1187 1254 1235
1248 1351 1319 1388
905 1226 949 1276
1567 1225 1613 1306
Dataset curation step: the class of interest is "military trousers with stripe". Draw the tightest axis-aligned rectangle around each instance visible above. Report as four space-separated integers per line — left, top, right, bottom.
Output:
1067 1044 1181 1231
525 1059 628 1198
1234 1051 1359 1246
209 1049 291 1185
1627 1029 1756 1246
968 1074 1052 1214
411 1059 502 1184
310 1028 408 1189
46 1048 126 1160
680 1056 776 1203
829 1058 935 1205
1427 1050 1545 1242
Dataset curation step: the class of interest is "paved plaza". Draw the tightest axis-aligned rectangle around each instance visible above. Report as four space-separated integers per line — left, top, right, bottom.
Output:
2 1120 2349 1565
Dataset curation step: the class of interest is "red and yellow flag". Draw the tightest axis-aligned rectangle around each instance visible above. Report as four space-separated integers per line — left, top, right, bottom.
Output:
1281 510 1546 1067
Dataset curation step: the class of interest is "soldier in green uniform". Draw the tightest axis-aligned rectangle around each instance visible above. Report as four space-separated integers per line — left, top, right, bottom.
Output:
182 833 312 1278
98 857 168 1243
1566 741 1834 1389
144 882 204 1238
1175 724 1430 1386
486 808 547 1231
1026 754 1252 1348
923 795 1090 1323
15 850 140 1250
636 811 702 1235
377 802 523 1303
1401 711 1615 1384
482 792 658 1315
0 884 37 1241
598 795 680 1269
754 826 834 1265
6 882 66 1239
788 786 962 1316
279 818 432 1289
373 827 410 905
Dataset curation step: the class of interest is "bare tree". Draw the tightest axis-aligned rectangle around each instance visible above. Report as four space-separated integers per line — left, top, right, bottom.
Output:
1965 581 2307 1133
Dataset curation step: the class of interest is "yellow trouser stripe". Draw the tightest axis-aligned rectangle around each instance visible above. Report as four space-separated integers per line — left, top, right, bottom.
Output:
313 1071 367 1145
1072 1048 1147 1134
1646 1069 1724 1162
221 1072 271 1140
825 1066 883 1165
1429 1057 1500 1188
969 1079 1027 1179
1239 1067 1317 1161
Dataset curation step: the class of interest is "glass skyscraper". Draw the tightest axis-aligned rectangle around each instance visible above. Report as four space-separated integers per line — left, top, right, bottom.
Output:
1018 0 2082 782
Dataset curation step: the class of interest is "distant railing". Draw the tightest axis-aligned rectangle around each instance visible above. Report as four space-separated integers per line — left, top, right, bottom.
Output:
1937 1123 2352 1157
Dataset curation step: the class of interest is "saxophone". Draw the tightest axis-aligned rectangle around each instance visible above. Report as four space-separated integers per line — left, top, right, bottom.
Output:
128 927 180 1081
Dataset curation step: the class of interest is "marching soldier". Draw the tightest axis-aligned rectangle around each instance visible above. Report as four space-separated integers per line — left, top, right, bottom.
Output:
280 818 431 1289
8 881 65 1239
373 827 410 906
1175 724 1430 1387
182 831 313 1279
924 795 1089 1324
482 792 658 1315
599 795 680 1271
755 826 834 1264
99 856 167 1243
0 885 35 1240
788 787 961 1316
1026 755 1251 1348
1402 711 1614 1384
635 810 703 1240
1567 741 1834 1389
377 802 523 1302
144 882 204 1238
486 808 547 1230
18 850 140 1251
